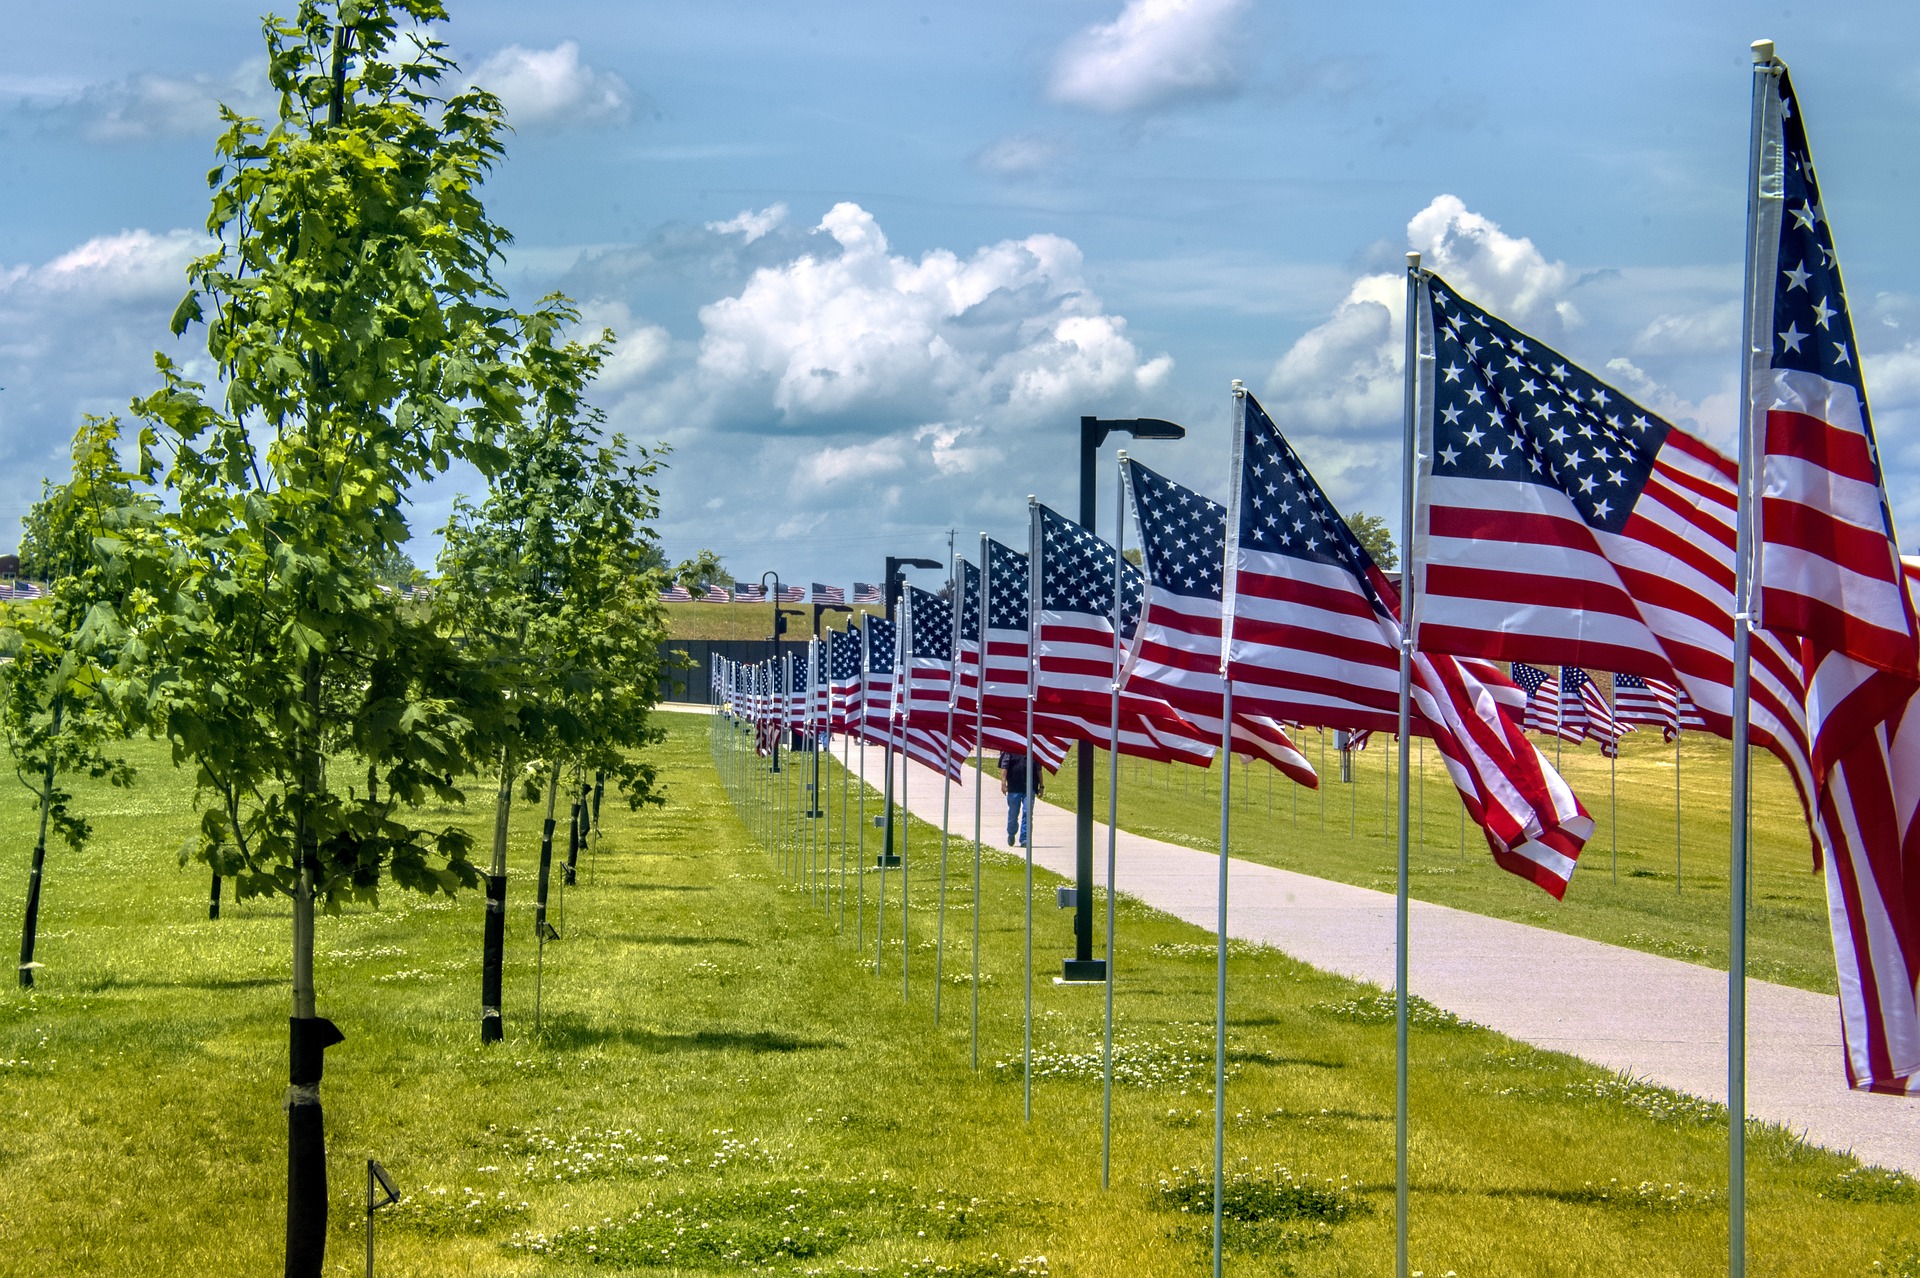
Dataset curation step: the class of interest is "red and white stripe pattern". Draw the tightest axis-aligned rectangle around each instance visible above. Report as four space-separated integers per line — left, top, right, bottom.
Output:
1227 392 1593 897
1510 663 1569 739
659 583 693 603
1754 69 1917 680
898 586 967 781
1411 271 1814 806
957 551 1068 771
828 626 863 735
700 584 731 603
1030 501 1215 766
859 616 897 749
1120 458 1318 788
1751 69 1920 1094
1613 672 1681 741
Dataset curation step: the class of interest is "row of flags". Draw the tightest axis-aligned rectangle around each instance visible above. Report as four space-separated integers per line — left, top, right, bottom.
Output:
657 581 886 605
716 59 1918 1100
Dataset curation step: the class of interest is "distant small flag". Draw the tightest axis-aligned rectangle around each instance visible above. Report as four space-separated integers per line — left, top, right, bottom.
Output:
732 582 767 603
812 582 846 604
852 582 883 605
777 585 805 603
700 583 730 603
1613 672 1679 741
659 584 693 603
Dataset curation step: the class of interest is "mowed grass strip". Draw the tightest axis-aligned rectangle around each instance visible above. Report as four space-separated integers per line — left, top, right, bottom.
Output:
1048 728 1837 995
0 714 1908 1276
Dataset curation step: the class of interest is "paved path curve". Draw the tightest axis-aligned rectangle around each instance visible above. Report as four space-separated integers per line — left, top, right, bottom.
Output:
816 736 1920 1176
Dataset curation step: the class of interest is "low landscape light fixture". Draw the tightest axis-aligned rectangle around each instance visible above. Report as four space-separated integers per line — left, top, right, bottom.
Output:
365 1158 400 1278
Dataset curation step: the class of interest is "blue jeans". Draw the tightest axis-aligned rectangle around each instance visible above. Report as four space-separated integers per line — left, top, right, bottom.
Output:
1006 789 1034 844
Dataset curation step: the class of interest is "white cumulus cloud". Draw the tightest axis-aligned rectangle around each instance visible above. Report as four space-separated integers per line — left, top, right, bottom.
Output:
692 202 1169 428
706 204 789 244
470 40 631 129
1049 0 1249 114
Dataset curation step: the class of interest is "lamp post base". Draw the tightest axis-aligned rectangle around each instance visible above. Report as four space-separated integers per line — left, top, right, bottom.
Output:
1060 958 1107 982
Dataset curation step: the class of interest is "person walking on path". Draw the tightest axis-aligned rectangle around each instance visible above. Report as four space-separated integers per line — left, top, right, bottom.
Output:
998 750 1042 846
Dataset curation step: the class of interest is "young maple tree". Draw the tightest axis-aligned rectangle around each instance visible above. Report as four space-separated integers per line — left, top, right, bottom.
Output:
3 416 141 989
437 312 669 1044
108 4 528 1272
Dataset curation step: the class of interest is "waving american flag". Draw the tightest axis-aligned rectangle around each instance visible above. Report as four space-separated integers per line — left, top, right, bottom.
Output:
1030 501 1213 765
1122 458 1317 787
956 551 1067 771
852 581 883 605
812 582 846 604
1226 391 1592 896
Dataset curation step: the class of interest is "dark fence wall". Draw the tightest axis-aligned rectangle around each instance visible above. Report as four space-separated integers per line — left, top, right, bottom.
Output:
657 638 809 704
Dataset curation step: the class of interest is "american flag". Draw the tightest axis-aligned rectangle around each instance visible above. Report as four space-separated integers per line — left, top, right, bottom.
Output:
1561 667 1627 755
1224 391 1592 896
955 552 1068 770
898 586 967 780
1122 458 1318 787
1411 271 1813 806
785 649 808 734
777 585 805 604
732 581 767 603
1613 672 1680 741
829 626 863 735
1030 501 1214 765
1753 67 1920 1095
1509 663 1567 738
700 583 730 603
810 639 830 741
658 583 693 603
853 581 883 605
860 615 897 749
812 582 846 604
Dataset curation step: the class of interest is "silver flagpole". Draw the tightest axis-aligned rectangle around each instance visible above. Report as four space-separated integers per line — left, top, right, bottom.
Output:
879 633 896 977
974 535 990 1072
1610 678 1619 884
1675 730 1683 894
1730 38 1783 1277
841 654 851 930
859 638 868 949
1024 495 1040 1124
898 598 910 1003
936 534 958 1025
1102 451 1130 1191
1213 382 1250 1278
1394 249 1424 1278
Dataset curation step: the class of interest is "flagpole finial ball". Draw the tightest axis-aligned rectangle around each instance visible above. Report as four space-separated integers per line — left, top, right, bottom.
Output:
1231 378 1244 393
1406 250 1421 272
1751 39 1774 63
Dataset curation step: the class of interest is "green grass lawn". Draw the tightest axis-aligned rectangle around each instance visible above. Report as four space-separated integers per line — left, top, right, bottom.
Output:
663 602 881 642
0 714 1914 1276
1047 727 1837 995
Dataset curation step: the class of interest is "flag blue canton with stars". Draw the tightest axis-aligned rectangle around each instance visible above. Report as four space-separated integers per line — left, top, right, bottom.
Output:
1426 276 1670 536
985 539 1030 631
907 587 953 660
830 629 861 682
1238 395 1391 615
1128 459 1224 601
864 617 895 675
1772 70 1867 401
1510 662 1552 699
1036 504 1143 633
957 559 982 644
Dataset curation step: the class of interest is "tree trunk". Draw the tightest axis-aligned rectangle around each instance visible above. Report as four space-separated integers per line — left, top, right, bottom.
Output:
534 764 560 933
286 654 340 1278
591 769 605 831
481 746 513 1044
17 699 59 990
208 873 222 921
563 775 583 887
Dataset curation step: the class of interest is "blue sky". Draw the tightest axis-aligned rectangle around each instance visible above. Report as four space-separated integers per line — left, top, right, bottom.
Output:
4 0 1918 586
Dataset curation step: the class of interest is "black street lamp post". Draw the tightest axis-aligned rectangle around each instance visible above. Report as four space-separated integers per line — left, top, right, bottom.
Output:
1064 415 1185 981
878 555 942 866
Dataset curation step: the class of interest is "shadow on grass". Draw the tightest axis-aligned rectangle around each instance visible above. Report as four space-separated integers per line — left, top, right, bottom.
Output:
618 884 715 893
1228 1050 1343 1069
539 1016 839 1055
615 934 752 947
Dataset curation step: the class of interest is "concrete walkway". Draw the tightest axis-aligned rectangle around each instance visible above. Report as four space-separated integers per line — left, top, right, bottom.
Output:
826 739 1920 1176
